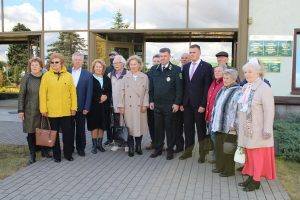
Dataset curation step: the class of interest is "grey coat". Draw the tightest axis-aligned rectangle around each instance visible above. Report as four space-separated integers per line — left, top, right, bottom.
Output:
18 73 46 133
211 83 242 134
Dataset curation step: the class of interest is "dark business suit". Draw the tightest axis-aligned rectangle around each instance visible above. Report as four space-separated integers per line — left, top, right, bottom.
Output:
67 68 93 153
145 70 155 144
182 60 213 157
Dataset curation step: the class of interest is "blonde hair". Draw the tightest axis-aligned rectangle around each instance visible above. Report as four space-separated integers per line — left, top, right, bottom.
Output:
49 53 65 65
91 59 106 75
126 55 143 71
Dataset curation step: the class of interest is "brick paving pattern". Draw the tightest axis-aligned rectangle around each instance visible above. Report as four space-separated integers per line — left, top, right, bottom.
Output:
0 121 291 200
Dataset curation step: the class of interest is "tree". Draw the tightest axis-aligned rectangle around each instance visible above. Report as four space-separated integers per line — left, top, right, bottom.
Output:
47 32 87 68
7 23 30 83
110 10 129 29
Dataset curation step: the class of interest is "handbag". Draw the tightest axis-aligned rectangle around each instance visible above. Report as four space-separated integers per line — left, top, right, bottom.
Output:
35 116 57 147
223 132 237 154
204 136 214 151
112 115 129 142
234 146 246 164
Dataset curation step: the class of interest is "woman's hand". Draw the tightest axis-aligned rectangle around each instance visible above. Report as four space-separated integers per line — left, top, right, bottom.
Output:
263 135 271 140
71 110 76 116
141 106 147 113
18 112 24 120
180 105 184 112
229 127 236 131
100 95 107 103
119 107 125 114
41 112 48 117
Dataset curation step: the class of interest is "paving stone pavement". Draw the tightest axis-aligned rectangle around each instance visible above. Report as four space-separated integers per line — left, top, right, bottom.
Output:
0 121 291 200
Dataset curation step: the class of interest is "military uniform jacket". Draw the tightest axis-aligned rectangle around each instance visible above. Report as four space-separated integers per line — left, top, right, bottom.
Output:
149 62 183 105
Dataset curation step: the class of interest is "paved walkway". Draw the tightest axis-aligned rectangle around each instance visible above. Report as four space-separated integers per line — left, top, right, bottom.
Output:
0 119 291 200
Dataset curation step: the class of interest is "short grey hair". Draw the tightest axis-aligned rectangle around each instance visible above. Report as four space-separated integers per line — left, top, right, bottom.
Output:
222 69 238 80
214 64 226 71
114 55 126 66
72 52 84 60
242 58 265 78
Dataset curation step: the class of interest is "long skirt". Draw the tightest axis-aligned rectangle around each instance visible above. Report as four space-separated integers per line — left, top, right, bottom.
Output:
242 147 276 181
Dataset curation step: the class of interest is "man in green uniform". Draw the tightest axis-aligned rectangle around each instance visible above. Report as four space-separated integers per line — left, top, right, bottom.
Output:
149 48 183 160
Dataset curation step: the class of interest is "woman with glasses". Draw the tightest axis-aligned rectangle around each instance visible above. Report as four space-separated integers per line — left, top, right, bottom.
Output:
39 53 77 163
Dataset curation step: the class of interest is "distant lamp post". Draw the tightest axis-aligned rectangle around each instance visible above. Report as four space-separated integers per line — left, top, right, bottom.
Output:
123 19 131 29
5 50 8 78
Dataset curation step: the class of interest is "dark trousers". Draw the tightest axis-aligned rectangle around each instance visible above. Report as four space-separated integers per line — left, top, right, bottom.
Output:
49 116 73 160
71 112 86 152
183 101 206 156
128 136 143 147
175 110 184 149
215 132 237 173
154 103 175 153
147 108 155 144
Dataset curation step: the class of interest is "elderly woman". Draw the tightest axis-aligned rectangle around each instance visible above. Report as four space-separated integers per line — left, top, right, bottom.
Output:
39 53 77 163
205 65 225 164
86 59 111 154
18 57 52 163
211 69 242 177
118 55 149 157
237 58 276 192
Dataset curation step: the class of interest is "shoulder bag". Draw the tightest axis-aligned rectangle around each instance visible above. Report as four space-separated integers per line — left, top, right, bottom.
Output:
35 116 57 147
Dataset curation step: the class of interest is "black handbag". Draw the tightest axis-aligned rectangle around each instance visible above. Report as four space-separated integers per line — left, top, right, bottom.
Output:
223 132 237 154
112 115 129 142
204 136 214 151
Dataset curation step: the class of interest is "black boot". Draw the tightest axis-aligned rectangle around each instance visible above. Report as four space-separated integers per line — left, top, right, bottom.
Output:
128 146 134 157
97 138 106 152
41 147 52 158
243 180 260 192
238 176 253 187
136 145 142 155
91 139 97 154
27 134 36 163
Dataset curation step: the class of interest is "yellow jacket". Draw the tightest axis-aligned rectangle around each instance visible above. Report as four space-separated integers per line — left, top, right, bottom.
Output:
39 66 77 117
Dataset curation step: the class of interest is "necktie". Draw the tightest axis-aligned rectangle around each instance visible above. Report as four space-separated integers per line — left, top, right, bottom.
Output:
190 63 197 81
162 66 166 71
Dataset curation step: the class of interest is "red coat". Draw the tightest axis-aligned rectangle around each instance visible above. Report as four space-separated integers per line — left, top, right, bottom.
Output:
205 77 224 121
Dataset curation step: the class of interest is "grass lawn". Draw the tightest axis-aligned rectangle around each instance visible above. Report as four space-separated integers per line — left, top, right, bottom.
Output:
0 143 43 181
276 157 300 200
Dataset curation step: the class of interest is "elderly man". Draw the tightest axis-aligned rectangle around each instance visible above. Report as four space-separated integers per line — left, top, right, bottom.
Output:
180 45 213 163
216 51 240 83
108 55 129 151
149 48 183 160
67 52 93 157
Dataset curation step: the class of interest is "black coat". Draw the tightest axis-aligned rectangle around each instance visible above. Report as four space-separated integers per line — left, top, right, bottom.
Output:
86 75 112 131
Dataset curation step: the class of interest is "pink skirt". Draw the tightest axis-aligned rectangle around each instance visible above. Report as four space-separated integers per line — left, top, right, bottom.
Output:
242 147 277 181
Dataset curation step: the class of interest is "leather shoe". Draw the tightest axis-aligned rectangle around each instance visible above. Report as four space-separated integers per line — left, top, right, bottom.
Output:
78 151 85 157
146 143 154 150
198 157 205 163
208 160 216 164
66 157 74 161
150 151 162 158
212 168 223 173
54 158 61 163
219 172 235 177
174 147 183 153
167 153 173 160
179 153 192 160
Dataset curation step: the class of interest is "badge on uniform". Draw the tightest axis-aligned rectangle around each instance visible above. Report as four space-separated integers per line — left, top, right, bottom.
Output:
166 77 171 82
179 73 182 79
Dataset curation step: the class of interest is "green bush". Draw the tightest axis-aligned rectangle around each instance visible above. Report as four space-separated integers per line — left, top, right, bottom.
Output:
274 114 300 162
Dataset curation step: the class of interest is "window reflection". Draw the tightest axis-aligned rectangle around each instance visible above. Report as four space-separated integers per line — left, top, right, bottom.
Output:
3 0 42 32
44 0 88 31
136 0 186 29
44 32 88 69
189 0 239 28
96 35 107 62
295 34 300 87
90 0 134 29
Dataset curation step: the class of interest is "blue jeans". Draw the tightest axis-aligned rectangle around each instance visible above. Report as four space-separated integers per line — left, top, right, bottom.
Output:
209 123 216 160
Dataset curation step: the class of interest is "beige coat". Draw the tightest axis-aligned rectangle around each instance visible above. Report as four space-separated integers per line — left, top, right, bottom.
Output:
238 78 275 149
117 72 149 137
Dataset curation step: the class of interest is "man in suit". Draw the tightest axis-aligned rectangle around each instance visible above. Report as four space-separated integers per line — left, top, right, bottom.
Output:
149 48 183 160
174 53 191 153
179 44 213 163
67 52 93 157
215 51 240 83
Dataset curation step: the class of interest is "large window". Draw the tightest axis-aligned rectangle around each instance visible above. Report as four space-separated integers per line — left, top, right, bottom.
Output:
292 30 300 94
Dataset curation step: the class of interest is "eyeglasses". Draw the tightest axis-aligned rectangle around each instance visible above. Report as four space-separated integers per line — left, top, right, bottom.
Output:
50 61 61 64
113 62 122 65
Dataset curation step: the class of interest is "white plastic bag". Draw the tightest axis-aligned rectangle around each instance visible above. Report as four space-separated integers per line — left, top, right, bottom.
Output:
234 146 245 164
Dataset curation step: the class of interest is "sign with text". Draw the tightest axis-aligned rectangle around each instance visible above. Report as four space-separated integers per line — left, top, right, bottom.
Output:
249 35 293 57
259 58 281 73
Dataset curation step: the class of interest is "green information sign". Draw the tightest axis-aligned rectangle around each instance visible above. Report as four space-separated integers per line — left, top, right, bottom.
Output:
278 41 293 56
259 58 281 73
249 41 264 56
263 40 278 56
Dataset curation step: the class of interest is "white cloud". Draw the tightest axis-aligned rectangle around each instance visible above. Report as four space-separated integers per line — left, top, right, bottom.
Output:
0 45 9 62
70 0 88 13
90 18 111 29
90 0 134 15
4 3 42 31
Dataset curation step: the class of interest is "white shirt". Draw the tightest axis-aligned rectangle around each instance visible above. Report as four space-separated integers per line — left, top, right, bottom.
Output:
161 63 169 71
189 58 201 77
133 72 138 82
72 67 82 88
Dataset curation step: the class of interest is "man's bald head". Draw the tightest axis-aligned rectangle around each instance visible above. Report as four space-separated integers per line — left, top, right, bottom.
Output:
181 53 190 66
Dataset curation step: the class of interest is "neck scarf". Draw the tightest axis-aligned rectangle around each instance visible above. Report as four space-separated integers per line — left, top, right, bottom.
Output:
31 71 43 78
238 76 260 112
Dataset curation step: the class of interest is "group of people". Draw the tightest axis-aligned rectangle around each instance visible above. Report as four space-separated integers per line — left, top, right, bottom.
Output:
18 44 276 192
